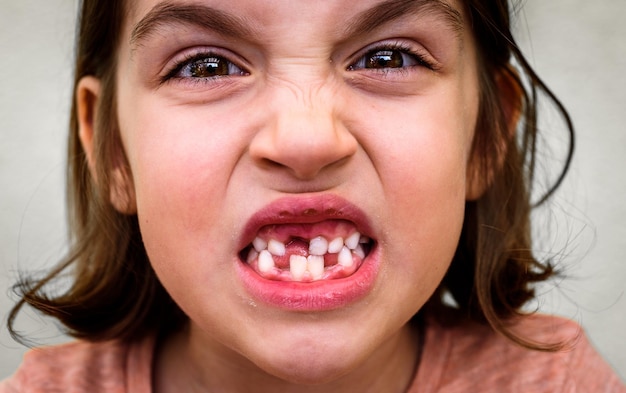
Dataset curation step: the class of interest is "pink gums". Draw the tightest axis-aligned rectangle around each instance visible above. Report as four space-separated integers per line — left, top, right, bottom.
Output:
256 220 359 243
243 220 369 281
247 248 362 282
236 245 380 311
236 195 379 311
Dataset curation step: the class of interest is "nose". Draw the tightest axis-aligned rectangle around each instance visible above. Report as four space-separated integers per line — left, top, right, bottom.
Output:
249 83 357 180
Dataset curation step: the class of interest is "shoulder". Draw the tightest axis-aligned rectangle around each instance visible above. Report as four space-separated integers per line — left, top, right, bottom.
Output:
0 337 153 393
414 313 626 393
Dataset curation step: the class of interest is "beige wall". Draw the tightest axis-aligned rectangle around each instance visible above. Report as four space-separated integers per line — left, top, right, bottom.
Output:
1 0 625 380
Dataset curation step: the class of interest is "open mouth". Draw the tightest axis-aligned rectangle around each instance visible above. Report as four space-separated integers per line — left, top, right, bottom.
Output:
236 195 380 310
239 220 375 282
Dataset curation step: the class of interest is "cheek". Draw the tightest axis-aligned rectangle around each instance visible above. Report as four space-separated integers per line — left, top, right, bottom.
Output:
122 100 237 212
362 94 472 210
356 92 473 292
389 136 467 285
116 102 260 323
116 96 251 271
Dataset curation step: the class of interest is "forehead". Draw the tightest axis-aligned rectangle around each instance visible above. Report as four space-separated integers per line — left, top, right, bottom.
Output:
124 0 466 46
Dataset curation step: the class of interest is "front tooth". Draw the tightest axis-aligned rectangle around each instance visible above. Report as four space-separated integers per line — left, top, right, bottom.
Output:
267 239 286 256
252 237 268 252
307 255 325 280
327 237 344 254
289 255 307 281
258 250 275 273
338 246 353 267
345 232 361 250
309 236 329 256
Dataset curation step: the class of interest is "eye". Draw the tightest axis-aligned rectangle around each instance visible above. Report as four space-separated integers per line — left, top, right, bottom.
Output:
163 52 249 83
180 56 245 78
348 45 433 72
366 50 405 69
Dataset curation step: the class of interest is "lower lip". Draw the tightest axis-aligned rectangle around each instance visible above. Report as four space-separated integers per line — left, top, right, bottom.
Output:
235 247 380 312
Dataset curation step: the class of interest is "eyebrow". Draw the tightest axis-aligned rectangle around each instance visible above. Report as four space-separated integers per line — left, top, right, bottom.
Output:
130 0 464 48
130 1 255 47
344 0 464 38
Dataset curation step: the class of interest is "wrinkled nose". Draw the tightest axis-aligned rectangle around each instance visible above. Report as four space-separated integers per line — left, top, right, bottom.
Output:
249 83 357 180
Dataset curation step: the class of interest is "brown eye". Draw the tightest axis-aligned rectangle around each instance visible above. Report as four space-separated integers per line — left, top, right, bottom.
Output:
189 57 230 77
348 46 427 72
174 54 247 79
365 50 404 69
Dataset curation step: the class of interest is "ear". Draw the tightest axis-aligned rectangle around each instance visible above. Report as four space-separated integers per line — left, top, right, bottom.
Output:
77 76 100 177
466 69 522 200
76 76 137 214
497 68 523 139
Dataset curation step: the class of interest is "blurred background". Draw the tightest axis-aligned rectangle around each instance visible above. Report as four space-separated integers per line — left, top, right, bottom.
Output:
1 0 625 381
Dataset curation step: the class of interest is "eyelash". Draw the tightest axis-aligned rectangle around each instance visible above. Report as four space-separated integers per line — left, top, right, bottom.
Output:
161 50 249 84
160 42 435 85
347 43 436 72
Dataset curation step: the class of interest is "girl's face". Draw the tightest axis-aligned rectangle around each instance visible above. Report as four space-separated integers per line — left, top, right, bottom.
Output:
108 0 480 384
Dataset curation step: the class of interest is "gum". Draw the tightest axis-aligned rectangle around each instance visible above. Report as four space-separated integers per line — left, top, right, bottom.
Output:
255 220 358 244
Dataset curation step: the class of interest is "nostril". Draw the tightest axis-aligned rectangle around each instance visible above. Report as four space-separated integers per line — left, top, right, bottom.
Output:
256 157 289 171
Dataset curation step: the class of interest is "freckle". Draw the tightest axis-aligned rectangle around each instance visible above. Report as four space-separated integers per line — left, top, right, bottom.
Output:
279 210 291 218
325 208 337 215
303 208 317 216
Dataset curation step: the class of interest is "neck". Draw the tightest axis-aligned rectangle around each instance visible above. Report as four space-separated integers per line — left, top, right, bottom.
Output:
153 320 422 393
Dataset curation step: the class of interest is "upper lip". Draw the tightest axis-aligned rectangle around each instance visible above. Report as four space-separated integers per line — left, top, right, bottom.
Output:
238 194 374 251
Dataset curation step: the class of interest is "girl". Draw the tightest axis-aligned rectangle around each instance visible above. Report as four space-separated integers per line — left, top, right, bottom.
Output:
2 0 624 391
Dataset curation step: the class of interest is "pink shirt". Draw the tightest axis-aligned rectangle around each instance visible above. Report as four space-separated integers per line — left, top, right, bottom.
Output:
2 315 624 392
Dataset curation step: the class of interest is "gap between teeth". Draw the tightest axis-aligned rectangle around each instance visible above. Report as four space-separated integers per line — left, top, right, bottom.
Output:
249 232 369 281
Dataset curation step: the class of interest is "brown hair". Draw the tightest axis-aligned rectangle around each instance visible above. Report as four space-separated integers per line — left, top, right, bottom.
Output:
8 0 574 349
430 0 574 350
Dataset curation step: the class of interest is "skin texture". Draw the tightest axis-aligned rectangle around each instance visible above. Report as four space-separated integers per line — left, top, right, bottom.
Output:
77 0 483 391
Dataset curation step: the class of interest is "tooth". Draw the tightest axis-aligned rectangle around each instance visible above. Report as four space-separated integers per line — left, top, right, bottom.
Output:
353 244 366 259
246 249 259 264
309 236 329 256
359 236 370 244
345 232 361 250
258 250 275 273
327 237 344 254
338 246 353 267
289 255 307 281
252 237 268 252
267 239 286 256
307 255 325 280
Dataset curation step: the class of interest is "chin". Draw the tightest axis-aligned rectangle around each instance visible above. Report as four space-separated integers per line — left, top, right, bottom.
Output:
251 339 364 386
